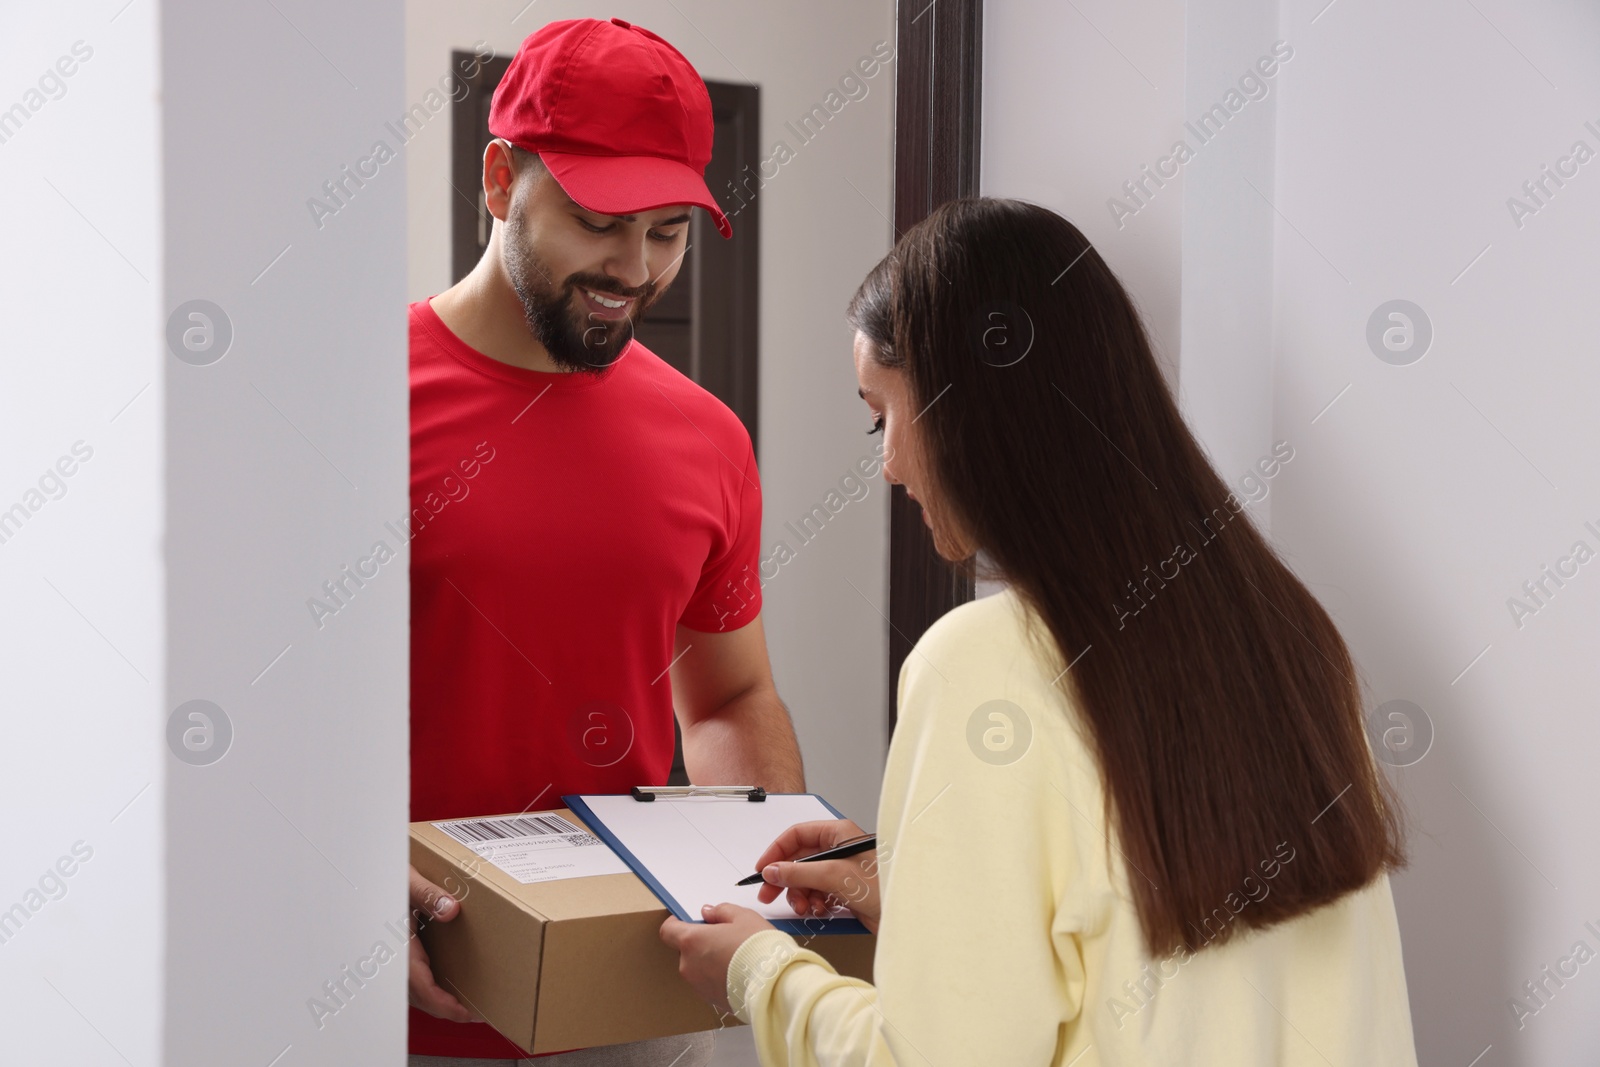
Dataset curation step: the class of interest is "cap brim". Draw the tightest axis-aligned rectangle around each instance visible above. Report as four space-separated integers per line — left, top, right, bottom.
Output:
539 151 732 239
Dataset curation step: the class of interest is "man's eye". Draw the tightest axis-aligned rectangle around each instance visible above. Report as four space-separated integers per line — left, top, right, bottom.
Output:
648 229 682 243
576 217 613 234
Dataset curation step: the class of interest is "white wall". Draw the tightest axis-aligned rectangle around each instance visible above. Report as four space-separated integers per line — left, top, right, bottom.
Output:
983 0 1286 483
986 0 1600 1063
0 5 164 1064
1177 0 1280 504
159 0 412 1063
4 0 410 1063
404 0 898 824
982 0 1189 389
7 0 413 1061
1269 2 1600 1063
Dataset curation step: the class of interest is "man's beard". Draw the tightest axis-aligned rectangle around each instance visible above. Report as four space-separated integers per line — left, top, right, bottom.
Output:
503 218 657 373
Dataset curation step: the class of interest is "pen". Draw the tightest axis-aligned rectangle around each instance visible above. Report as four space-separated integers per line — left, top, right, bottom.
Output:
735 833 877 886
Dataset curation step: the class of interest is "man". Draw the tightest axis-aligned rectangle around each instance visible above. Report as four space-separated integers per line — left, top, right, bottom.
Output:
405 18 805 1065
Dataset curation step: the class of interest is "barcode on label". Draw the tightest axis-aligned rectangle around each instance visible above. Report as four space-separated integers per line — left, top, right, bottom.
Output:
436 813 597 846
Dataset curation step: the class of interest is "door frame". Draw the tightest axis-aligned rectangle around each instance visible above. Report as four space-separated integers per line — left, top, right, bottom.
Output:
886 0 984 730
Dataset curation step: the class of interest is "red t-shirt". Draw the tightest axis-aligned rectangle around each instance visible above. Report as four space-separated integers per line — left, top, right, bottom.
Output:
407 298 763 1058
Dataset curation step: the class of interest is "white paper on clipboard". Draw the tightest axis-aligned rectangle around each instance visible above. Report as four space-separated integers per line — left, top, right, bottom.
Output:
567 793 859 924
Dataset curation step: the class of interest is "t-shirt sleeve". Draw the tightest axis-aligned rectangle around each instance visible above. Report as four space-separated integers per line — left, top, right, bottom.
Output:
678 435 763 633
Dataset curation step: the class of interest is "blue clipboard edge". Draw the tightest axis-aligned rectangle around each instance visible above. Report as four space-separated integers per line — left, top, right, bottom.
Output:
561 793 869 936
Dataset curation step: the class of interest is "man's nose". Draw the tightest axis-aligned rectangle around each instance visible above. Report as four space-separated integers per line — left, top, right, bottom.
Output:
604 250 652 292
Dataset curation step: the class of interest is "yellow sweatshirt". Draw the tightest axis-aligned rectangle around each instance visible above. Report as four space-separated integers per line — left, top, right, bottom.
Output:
725 587 1418 1066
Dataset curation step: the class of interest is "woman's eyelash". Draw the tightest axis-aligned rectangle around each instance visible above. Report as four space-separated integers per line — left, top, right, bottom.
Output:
866 415 884 436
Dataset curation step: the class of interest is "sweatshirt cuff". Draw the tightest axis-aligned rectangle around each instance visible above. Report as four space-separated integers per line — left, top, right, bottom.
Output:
726 928 802 1023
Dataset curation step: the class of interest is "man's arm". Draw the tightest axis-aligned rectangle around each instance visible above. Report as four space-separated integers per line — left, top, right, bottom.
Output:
670 613 805 792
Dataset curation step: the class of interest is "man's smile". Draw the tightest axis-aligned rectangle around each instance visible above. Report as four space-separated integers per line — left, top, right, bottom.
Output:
581 287 635 320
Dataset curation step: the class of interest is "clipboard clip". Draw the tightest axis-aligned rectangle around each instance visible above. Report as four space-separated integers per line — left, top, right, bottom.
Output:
630 785 767 802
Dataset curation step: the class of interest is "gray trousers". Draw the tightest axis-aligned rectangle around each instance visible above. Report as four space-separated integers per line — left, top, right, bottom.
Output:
409 1028 716 1066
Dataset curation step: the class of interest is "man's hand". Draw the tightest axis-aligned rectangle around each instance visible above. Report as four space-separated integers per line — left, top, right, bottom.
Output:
753 819 882 934
659 903 778 1015
408 864 483 1023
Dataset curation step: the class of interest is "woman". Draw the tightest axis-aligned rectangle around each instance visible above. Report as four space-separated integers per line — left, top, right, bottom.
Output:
660 198 1417 1065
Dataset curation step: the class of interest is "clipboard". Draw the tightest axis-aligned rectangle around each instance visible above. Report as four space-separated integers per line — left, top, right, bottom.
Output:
563 790 870 935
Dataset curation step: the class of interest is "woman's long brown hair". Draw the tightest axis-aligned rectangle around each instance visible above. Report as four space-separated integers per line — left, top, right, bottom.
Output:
848 197 1405 956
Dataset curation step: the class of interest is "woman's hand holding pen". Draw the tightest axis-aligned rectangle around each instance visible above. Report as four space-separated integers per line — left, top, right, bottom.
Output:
754 818 883 934
660 817 882 1016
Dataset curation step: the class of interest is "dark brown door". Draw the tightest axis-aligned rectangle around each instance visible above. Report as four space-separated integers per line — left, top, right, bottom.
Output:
886 0 983 732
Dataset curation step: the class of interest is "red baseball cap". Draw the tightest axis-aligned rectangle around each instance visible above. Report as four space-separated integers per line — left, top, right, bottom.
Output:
488 18 732 239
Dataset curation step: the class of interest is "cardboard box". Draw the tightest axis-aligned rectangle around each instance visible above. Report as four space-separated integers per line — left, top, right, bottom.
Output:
409 808 876 1054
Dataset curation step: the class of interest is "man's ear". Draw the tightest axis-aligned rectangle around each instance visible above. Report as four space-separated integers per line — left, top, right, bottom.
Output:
482 138 519 223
